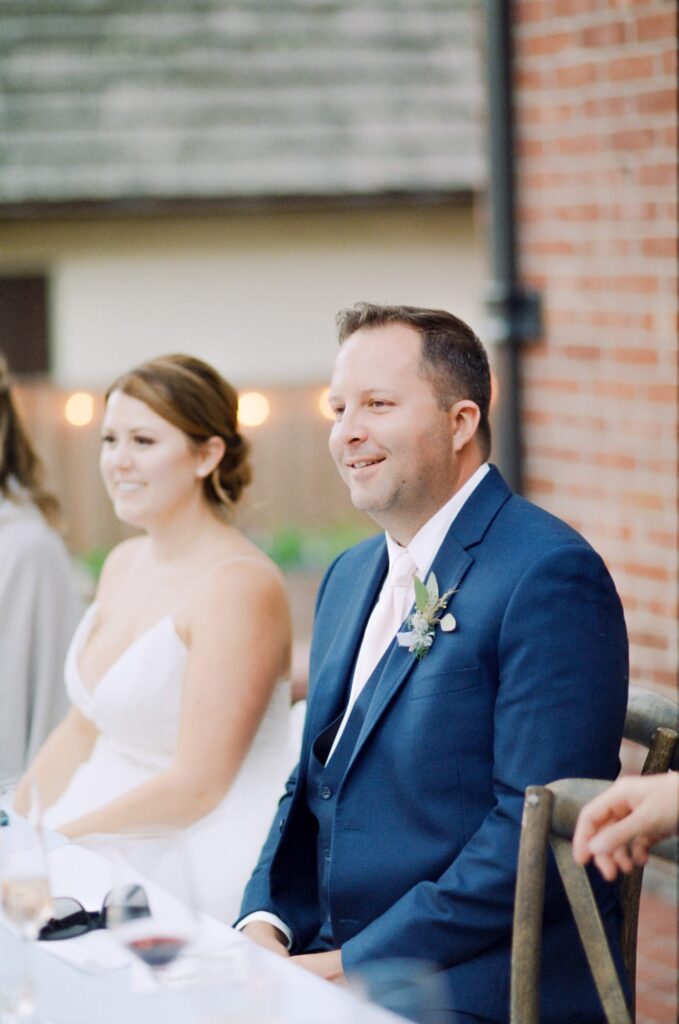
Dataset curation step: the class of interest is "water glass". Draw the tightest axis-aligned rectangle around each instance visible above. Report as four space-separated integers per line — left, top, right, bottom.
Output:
348 957 454 1024
0 778 52 1022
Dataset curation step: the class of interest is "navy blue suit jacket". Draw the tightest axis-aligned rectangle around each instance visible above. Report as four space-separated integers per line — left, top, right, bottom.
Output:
240 467 629 1022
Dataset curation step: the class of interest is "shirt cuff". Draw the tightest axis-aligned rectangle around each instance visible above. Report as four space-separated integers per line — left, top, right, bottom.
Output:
236 911 293 950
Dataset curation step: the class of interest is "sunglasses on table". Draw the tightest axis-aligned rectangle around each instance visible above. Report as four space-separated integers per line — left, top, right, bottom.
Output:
38 883 150 941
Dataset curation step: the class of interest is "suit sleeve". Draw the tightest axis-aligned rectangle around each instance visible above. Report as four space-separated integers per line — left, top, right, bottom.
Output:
342 543 628 971
236 553 344 925
236 762 299 923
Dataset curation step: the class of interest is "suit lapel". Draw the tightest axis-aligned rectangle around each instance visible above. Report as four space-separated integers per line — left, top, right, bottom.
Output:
346 466 512 769
348 537 473 769
306 539 388 739
446 464 511 550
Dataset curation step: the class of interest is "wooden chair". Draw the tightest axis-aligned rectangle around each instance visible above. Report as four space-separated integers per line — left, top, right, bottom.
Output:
510 685 679 1024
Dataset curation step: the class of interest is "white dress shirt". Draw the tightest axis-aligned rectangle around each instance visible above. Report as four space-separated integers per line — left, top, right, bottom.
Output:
327 463 489 759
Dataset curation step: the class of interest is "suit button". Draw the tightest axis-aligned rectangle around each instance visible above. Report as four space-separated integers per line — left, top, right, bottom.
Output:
324 848 331 863
320 785 333 800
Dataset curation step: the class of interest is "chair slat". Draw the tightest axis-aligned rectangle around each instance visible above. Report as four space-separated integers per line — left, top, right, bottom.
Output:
511 686 678 1024
551 837 632 1024
510 786 553 1024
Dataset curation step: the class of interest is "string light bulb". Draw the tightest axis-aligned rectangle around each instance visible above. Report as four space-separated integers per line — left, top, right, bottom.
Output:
238 392 270 427
318 387 334 422
64 392 94 427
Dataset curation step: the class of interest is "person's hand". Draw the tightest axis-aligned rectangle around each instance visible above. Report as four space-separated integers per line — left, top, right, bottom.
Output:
291 949 345 983
241 921 290 957
573 773 679 881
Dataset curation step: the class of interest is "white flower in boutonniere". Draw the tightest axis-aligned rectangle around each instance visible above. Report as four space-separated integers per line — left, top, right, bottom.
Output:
397 572 457 660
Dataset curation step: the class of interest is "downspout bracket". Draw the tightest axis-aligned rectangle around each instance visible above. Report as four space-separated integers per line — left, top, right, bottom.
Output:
484 284 543 346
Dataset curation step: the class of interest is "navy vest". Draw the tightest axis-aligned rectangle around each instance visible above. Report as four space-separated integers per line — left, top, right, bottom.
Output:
304 647 390 951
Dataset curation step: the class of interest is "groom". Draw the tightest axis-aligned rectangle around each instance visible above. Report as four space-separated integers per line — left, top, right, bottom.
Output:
238 303 629 1023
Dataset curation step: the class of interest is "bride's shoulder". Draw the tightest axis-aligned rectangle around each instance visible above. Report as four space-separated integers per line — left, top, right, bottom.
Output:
193 545 288 618
178 541 291 656
214 550 285 597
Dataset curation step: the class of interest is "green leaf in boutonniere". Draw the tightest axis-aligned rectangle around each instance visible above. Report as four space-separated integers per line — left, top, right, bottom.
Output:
414 575 429 613
397 571 457 659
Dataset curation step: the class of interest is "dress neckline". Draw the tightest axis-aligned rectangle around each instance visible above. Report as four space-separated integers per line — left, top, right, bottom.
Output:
75 604 188 699
74 555 278 698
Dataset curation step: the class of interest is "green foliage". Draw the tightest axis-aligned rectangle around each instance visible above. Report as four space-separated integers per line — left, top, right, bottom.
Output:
414 576 429 613
76 546 110 582
254 521 378 571
264 526 305 569
78 522 378 580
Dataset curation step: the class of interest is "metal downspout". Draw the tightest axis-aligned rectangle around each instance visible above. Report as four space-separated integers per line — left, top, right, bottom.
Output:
484 0 542 495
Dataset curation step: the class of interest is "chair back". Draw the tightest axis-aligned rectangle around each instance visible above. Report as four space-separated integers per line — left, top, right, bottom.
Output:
618 686 679 1008
510 685 678 1024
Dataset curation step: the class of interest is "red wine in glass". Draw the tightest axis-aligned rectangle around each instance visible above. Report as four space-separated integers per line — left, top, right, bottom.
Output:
126 934 187 968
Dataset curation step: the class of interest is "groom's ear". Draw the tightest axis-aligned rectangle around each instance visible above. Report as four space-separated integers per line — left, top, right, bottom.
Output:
450 400 481 453
195 436 226 479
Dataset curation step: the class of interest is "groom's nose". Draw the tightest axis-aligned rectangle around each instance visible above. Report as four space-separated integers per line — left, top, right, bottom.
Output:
332 408 369 449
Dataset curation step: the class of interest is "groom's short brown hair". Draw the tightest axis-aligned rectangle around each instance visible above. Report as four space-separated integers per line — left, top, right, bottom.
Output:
336 302 492 459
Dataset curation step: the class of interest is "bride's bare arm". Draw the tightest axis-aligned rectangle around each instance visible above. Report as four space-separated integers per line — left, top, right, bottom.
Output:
58 561 291 839
14 708 99 813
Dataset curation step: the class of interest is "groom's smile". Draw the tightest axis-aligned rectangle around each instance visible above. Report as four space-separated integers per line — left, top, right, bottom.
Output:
346 455 385 472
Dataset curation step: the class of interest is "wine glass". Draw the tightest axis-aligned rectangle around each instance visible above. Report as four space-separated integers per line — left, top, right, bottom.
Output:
0 777 52 1021
105 830 198 986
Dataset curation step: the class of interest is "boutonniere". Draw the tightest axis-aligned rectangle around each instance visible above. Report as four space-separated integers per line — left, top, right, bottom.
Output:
397 572 457 659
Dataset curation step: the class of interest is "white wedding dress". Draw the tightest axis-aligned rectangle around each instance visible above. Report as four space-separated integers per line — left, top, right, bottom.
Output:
43 602 295 923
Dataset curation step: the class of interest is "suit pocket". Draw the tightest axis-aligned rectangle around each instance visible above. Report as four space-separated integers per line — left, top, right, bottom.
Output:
408 665 480 700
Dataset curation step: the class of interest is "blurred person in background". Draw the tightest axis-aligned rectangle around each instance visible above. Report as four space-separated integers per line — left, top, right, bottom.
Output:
16 354 293 921
0 354 83 780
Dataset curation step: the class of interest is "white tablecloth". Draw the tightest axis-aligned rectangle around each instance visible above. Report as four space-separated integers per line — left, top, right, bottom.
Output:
0 824 401 1024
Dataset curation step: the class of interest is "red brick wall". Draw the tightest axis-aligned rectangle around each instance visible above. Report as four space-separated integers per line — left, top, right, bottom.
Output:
514 0 677 700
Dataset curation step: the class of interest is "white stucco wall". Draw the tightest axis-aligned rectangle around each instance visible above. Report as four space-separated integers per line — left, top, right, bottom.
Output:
0 202 486 389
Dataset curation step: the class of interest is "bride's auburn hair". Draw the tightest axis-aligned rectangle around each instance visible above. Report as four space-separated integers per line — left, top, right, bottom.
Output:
107 354 252 514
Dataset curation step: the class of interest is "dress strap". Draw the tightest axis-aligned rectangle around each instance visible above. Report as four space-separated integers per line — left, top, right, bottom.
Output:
179 554 282 610
212 555 280 574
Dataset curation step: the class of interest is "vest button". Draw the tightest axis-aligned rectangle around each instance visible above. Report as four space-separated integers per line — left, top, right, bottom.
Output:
320 785 333 800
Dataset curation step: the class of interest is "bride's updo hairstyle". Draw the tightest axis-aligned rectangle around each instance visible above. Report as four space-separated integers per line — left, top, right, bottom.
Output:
107 354 252 514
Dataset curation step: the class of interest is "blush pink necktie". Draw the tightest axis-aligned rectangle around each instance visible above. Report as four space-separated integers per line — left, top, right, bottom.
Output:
327 548 418 759
389 548 419 633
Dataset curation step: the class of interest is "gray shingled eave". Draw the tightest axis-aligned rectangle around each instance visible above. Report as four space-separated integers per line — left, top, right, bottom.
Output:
0 1 486 211
0 189 477 224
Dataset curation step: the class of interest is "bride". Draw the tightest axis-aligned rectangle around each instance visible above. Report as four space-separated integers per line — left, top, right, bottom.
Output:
16 354 293 922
